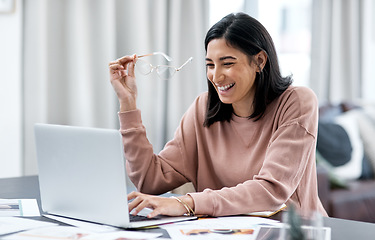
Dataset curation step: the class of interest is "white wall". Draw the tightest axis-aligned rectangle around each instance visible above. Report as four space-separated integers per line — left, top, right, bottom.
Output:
0 0 23 178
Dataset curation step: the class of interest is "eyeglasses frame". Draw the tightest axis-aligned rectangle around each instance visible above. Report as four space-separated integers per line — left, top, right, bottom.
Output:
136 52 193 80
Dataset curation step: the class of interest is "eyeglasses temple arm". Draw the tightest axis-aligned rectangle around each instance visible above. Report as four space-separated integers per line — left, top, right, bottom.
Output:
137 52 173 62
176 57 193 71
153 52 173 61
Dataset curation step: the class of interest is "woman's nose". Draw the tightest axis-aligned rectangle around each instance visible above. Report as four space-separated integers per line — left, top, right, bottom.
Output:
210 68 224 84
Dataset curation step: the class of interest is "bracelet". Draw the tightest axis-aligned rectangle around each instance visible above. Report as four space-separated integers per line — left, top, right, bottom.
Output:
170 196 195 216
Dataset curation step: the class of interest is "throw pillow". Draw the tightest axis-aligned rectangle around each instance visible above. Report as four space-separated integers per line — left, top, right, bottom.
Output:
357 106 375 173
316 151 348 189
317 110 364 181
331 111 364 181
317 122 352 167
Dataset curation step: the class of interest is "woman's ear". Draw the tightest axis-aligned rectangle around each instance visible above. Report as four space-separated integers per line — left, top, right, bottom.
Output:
255 51 267 72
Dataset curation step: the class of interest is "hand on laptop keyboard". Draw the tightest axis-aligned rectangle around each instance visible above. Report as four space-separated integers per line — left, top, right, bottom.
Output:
128 192 195 218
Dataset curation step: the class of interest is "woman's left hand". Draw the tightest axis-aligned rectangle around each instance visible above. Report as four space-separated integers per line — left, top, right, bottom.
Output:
128 192 193 218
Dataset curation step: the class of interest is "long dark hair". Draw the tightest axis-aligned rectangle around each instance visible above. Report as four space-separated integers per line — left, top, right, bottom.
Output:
203 12 292 127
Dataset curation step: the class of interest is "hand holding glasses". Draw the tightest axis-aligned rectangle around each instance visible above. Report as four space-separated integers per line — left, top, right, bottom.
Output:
136 52 193 80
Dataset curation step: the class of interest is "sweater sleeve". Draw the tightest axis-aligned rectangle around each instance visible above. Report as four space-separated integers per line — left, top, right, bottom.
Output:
189 87 320 216
118 96 202 195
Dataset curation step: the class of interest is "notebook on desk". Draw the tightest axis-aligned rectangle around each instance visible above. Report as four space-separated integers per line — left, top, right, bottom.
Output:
34 123 196 228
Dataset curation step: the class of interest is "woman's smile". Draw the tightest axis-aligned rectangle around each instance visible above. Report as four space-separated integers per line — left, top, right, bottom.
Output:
217 83 235 92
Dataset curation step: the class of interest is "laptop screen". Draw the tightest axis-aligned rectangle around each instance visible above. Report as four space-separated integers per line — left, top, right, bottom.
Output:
34 123 196 228
35 124 131 227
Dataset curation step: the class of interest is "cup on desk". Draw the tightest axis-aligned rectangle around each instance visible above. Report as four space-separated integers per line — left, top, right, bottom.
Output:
279 208 325 240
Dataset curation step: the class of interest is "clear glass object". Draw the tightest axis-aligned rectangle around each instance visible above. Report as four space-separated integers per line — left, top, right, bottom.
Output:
279 209 325 240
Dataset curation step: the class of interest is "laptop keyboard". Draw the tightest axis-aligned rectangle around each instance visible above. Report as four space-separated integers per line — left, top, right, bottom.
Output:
130 214 162 222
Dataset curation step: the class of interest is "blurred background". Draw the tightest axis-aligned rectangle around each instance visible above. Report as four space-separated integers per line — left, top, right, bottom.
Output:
1 0 375 178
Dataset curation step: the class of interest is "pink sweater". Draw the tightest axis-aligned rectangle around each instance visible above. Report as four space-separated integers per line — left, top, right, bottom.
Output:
119 86 327 217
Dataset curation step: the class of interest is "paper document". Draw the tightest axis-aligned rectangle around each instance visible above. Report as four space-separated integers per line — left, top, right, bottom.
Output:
162 216 280 230
162 216 280 240
0 217 57 236
172 228 260 240
3 226 163 240
0 199 40 217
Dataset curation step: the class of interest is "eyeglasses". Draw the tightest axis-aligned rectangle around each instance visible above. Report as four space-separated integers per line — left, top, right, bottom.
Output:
136 52 193 80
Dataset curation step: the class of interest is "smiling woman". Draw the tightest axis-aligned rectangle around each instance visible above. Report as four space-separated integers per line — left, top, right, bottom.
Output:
203 13 292 126
205 38 267 118
109 12 327 218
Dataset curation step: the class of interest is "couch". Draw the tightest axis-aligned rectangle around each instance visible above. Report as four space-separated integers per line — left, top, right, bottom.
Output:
316 102 375 223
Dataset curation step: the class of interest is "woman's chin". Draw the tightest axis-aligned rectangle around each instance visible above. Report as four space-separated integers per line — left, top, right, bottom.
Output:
218 97 232 104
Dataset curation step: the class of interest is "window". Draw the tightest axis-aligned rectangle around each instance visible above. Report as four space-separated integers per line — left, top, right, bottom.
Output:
209 0 312 86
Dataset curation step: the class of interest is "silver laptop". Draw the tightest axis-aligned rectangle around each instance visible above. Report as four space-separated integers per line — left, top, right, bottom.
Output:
34 123 196 228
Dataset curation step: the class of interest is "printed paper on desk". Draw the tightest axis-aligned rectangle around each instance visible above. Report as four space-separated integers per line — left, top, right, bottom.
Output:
167 226 260 240
162 216 281 240
161 216 280 230
81 230 163 240
2 226 93 240
0 217 57 236
3 226 163 240
0 199 40 217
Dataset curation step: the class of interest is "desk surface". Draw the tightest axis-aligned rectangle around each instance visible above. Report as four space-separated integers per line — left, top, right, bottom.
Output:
1 175 375 240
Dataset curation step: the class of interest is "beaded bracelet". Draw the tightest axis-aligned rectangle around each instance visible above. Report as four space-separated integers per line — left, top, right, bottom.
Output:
170 196 195 216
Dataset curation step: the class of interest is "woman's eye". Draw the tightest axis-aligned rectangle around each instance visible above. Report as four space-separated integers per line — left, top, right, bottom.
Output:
206 63 214 68
223 62 234 66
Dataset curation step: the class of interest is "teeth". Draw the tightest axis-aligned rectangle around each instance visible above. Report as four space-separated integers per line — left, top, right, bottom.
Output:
218 83 235 91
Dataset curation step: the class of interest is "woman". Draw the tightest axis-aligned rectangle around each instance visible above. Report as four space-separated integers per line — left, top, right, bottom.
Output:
109 12 327 218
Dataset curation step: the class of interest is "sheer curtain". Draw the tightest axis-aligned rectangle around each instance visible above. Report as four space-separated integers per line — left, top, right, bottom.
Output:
310 0 375 104
23 0 208 175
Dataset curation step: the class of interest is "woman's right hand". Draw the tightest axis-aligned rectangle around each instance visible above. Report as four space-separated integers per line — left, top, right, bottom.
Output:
109 54 138 112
